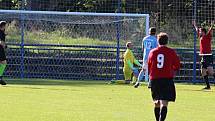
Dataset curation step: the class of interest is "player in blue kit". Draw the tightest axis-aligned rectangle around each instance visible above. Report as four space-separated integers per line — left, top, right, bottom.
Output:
134 27 157 88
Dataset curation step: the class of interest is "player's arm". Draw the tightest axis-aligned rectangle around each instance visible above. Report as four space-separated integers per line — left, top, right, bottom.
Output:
153 40 158 49
210 20 214 29
129 50 142 67
147 51 153 73
192 20 198 32
127 58 141 70
172 51 180 71
208 20 214 35
171 50 180 77
192 20 201 37
127 60 135 70
134 59 142 67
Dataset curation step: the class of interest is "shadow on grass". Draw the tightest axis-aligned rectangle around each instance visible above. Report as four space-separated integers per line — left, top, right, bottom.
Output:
178 88 213 92
176 83 215 92
5 85 84 91
6 78 108 87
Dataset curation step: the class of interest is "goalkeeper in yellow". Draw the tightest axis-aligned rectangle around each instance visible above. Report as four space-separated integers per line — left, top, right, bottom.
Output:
111 42 142 84
123 42 142 84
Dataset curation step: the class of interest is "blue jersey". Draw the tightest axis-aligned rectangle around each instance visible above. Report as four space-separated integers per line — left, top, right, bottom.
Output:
142 35 157 63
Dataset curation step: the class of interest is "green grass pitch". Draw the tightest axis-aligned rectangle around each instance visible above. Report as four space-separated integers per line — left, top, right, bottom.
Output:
0 79 215 121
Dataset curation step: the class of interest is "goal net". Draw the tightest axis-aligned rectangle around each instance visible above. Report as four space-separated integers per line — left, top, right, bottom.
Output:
0 10 149 80
0 10 149 47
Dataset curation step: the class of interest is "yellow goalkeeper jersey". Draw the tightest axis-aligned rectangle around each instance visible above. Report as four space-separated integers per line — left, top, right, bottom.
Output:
123 49 135 69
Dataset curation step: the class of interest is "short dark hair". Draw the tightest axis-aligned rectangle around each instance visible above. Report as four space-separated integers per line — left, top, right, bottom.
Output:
200 28 207 34
149 27 156 35
158 32 168 45
0 21 6 28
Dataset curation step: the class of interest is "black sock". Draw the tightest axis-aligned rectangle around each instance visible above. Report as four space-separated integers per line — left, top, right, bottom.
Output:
154 107 160 121
203 75 210 88
160 106 167 121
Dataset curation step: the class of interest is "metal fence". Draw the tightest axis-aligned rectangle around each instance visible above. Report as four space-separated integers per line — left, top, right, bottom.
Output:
0 0 214 82
5 43 209 82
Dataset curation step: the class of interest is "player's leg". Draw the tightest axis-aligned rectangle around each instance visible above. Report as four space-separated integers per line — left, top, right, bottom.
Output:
206 55 215 79
0 61 7 83
123 67 133 84
207 67 214 76
131 75 137 84
110 79 126 84
201 68 209 89
137 69 145 82
134 63 147 88
201 56 210 89
145 66 149 82
151 80 161 121
110 68 132 84
159 79 175 121
0 46 6 85
143 64 152 88
159 100 169 121
134 69 144 88
138 62 147 82
112 68 132 84
154 101 160 121
131 68 139 84
207 67 215 86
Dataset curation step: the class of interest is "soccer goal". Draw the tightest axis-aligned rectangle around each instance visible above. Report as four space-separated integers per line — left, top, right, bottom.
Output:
0 10 149 80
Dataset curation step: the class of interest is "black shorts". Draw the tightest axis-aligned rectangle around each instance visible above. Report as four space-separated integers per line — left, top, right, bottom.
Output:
151 78 176 102
0 45 6 61
201 55 213 69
